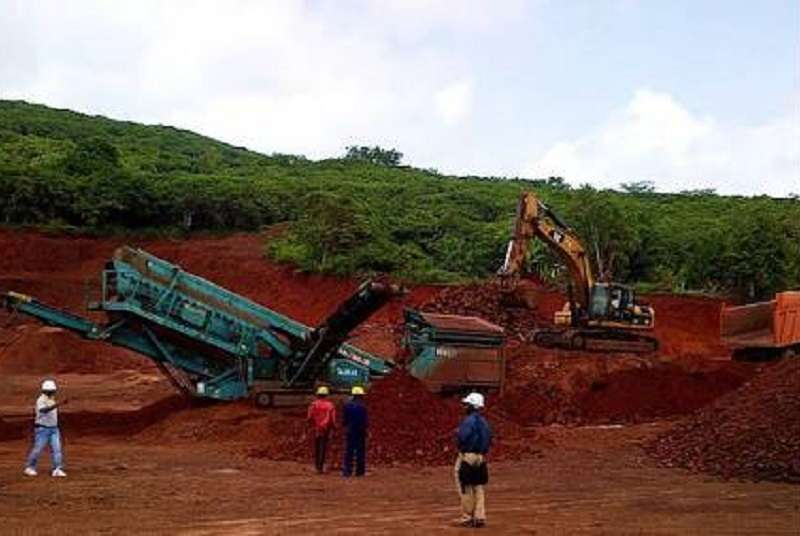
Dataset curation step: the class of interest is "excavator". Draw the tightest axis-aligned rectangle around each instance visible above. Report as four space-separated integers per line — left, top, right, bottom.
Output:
497 191 658 353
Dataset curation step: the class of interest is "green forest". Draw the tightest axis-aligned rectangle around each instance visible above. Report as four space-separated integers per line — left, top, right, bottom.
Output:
1 100 798 299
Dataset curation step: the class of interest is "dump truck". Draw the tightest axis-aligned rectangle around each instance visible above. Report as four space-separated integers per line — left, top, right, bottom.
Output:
403 309 505 394
2 246 507 402
721 291 800 361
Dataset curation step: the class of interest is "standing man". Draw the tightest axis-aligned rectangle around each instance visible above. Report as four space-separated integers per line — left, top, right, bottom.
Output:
455 392 492 528
24 379 67 478
307 385 336 474
342 386 368 477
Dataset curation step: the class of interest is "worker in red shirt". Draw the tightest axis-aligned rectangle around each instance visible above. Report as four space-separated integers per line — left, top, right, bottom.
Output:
307 385 336 473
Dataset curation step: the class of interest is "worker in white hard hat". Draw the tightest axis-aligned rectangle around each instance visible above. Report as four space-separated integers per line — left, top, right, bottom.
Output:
23 379 68 478
454 392 492 528
307 385 336 473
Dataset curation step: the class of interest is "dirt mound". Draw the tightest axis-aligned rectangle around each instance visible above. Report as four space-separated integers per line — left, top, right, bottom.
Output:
246 370 539 466
646 359 800 483
0 325 153 374
496 345 754 425
421 283 552 341
0 396 191 441
575 362 753 423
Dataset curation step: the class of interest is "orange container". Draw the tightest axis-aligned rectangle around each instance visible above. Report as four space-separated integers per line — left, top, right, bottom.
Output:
721 291 800 349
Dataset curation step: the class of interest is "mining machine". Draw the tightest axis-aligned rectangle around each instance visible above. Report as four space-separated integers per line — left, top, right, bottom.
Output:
497 191 658 353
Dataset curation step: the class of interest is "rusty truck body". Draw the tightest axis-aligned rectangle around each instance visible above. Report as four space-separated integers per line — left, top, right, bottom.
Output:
721 291 800 360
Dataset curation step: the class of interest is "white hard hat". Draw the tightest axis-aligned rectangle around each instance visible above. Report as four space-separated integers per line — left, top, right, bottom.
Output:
41 379 57 392
462 392 485 409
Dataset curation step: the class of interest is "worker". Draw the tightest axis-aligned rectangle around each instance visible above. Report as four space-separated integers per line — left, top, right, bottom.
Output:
307 385 336 473
23 379 68 478
342 385 368 477
454 392 492 528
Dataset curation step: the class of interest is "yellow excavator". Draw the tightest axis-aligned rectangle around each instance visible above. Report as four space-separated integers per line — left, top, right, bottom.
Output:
497 191 658 353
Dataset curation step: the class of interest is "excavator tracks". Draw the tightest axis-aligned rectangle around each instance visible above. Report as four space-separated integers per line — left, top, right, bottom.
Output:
532 328 659 354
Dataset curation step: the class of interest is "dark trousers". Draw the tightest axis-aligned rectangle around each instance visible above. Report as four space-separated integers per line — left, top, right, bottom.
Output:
314 432 330 472
343 433 366 477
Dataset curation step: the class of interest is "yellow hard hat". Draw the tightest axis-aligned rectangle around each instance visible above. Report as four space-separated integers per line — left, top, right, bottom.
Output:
351 386 365 396
316 385 330 396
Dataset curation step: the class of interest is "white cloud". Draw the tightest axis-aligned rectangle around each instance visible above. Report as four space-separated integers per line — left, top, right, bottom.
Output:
434 80 473 126
0 0 515 160
525 89 800 196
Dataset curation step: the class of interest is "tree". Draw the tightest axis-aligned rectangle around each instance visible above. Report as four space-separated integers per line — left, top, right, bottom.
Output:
722 205 800 300
679 188 717 197
561 188 641 281
292 192 372 273
620 180 656 194
545 176 570 190
343 145 403 167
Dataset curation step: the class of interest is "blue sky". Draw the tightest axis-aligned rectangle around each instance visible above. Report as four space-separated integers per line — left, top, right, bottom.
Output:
1 0 797 195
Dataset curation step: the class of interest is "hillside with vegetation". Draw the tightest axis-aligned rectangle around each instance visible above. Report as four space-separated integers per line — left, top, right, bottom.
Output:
1 99 798 299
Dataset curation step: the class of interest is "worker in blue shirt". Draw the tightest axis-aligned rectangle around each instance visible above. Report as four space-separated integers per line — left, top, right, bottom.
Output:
342 385 368 477
455 392 492 528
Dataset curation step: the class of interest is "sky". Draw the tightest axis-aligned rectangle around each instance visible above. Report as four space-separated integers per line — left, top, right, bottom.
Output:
1 0 798 196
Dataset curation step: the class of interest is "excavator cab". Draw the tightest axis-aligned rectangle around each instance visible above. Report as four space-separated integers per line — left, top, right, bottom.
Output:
589 283 631 317
588 283 653 327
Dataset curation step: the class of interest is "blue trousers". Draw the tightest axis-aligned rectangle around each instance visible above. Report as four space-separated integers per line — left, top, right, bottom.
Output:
26 426 63 470
343 433 366 477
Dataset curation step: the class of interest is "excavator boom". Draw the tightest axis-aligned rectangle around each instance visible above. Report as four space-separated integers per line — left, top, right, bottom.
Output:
499 192 594 308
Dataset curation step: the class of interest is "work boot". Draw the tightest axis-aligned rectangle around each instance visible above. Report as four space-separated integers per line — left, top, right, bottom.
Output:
23 467 37 477
51 468 67 478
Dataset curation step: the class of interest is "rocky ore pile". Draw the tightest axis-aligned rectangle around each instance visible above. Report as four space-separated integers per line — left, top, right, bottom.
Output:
646 359 800 483
422 284 543 340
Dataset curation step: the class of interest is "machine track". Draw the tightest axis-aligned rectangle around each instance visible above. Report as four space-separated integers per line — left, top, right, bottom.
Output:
532 327 659 354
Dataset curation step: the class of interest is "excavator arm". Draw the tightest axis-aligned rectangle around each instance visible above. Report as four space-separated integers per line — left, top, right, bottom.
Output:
498 192 594 309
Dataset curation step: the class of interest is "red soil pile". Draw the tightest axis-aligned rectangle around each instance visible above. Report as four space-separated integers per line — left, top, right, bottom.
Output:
422 283 550 341
574 362 754 423
646 359 800 483
0 396 191 441
0 325 152 375
248 370 539 466
496 345 754 425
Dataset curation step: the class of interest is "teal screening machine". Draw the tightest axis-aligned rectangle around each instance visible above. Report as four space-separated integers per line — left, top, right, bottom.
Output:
2 247 397 405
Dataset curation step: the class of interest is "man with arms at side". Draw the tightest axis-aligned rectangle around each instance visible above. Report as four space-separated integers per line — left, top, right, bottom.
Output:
454 392 492 528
